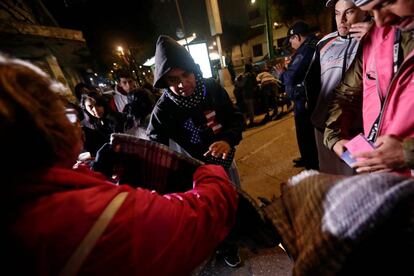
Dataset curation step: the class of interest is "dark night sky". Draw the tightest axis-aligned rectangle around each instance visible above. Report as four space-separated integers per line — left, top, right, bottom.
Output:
43 0 249 69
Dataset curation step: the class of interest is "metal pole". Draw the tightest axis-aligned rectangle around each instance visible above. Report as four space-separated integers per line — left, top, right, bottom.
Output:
264 0 274 59
174 0 189 47
215 36 224 68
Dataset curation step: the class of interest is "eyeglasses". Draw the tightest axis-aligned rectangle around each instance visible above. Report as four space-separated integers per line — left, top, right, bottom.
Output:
65 108 79 124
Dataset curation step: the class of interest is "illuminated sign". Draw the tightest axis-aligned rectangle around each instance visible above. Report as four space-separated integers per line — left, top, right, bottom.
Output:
187 42 213 78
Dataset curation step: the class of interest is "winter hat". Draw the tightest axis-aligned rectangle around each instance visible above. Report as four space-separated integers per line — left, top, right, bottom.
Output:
153 35 199 88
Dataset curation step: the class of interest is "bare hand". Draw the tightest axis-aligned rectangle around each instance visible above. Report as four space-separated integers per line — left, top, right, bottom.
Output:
350 21 373 41
275 64 286 74
204 140 231 159
351 135 405 173
333 139 349 157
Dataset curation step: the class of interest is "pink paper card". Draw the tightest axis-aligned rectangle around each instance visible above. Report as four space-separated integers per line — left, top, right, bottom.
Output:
344 133 375 155
340 134 375 167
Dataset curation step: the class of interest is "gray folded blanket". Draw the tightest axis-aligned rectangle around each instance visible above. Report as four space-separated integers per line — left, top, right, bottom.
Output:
264 171 414 275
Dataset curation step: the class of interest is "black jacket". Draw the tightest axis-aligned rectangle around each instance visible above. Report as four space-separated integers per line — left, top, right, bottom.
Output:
147 78 243 162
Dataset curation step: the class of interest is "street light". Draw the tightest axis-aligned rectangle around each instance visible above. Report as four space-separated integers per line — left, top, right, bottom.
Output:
117 46 124 55
115 45 142 84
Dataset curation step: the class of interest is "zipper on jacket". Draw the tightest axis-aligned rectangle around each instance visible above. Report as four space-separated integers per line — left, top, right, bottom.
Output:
371 29 402 140
375 51 414 139
341 36 352 81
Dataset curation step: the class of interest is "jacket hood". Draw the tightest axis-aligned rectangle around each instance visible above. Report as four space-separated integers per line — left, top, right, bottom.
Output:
153 35 199 88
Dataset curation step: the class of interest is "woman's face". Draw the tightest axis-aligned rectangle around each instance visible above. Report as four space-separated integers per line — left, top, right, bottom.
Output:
164 68 196 97
84 98 104 118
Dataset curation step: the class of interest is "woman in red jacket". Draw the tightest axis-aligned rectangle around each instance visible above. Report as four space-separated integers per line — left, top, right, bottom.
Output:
1 55 238 275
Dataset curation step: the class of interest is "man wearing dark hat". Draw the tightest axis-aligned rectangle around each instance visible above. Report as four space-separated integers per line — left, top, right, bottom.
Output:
324 0 414 175
276 21 319 169
309 0 371 175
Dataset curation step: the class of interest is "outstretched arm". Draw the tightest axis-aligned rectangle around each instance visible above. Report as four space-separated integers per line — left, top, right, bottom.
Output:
324 47 364 152
127 164 238 275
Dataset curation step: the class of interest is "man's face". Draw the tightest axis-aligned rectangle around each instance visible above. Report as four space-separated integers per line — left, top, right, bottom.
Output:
360 0 414 31
164 68 196 97
335 0 368 36
119 77 136 93
289 35 302 50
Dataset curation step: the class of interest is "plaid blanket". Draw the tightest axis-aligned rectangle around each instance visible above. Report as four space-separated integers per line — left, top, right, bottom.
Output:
106 133 203 193
264 171 414 275
100 134 280 249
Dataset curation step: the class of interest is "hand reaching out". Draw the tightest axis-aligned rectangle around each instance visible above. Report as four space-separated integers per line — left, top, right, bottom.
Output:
204 140 231 159
333 139 350 157
351 135 405 173
275 64 286 74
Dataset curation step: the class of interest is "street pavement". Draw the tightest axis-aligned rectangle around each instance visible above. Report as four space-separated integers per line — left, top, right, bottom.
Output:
195 111 304 275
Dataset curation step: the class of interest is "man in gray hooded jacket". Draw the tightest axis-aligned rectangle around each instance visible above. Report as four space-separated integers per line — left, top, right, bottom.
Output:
309 0 371 174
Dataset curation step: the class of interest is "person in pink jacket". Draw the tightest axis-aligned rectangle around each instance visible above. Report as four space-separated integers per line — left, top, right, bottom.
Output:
1 55 238 275
324 0 414 175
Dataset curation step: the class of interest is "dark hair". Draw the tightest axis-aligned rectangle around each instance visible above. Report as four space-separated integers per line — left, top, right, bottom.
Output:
115 69 133 82
142 81 154 93
74 82 90 102
288 21 311 37
244 63 253 73
81 91 107 109
0 56 82 177
124 88 155 128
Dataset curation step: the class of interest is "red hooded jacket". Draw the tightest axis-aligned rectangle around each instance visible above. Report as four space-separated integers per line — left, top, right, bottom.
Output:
8 165 238 275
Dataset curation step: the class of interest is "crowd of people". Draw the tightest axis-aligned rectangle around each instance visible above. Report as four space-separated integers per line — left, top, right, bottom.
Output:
233 60 292 129
3 0 414 274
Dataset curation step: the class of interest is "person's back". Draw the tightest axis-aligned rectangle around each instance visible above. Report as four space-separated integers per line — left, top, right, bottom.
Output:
2 55 238 275
256 71 277 85
256 70 279 122
233 74 247 115
241 66 257 100
241 64 257 126
124 87 156 139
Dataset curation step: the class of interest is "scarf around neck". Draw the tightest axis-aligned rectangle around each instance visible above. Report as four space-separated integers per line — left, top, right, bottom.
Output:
165 72 205 109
